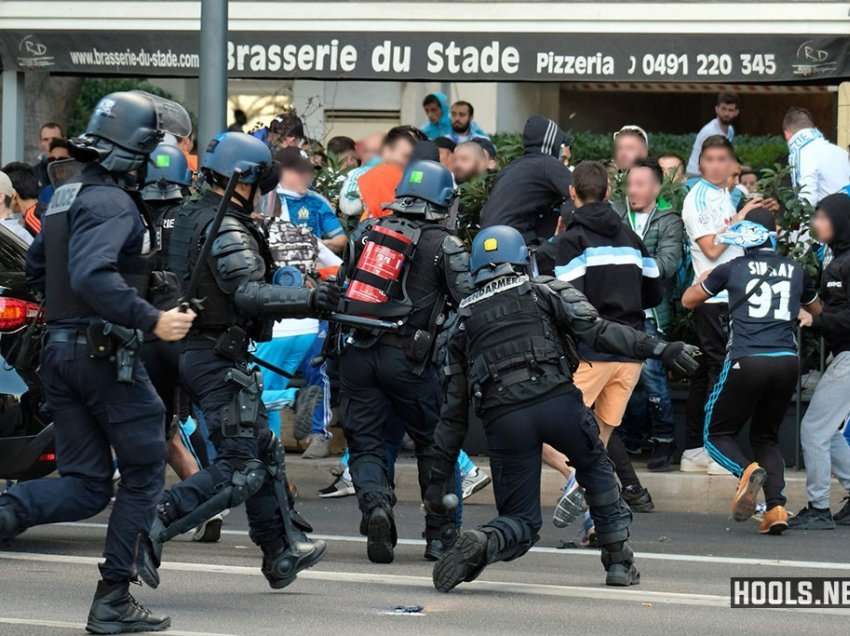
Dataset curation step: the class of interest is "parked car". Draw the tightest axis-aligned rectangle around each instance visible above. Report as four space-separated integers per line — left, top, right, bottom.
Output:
0 224 55 481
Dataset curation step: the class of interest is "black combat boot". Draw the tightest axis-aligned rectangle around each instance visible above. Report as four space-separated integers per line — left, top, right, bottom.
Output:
424 524 458 562
261 538 327 589
366 506 397 564
432 529 490 593
85 580 170 634
600 540 640 586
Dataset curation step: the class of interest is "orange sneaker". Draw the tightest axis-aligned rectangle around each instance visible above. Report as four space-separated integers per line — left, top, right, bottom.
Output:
759 505 789 535
731 462 767 522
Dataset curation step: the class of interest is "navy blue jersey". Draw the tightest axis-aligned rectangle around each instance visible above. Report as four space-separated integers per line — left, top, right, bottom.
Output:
702 250 817 359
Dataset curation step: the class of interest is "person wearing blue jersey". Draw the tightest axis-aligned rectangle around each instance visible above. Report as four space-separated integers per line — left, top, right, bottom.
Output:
683 209 818 534
421 92 452 140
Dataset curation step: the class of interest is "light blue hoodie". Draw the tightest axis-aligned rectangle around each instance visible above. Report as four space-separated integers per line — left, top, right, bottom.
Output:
420 92 452 140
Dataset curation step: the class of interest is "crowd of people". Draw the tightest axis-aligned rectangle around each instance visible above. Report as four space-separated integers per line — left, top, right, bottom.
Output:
0 86 850 632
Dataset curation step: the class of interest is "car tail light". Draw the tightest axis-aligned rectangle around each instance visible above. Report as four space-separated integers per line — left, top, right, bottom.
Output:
38 452 56 463
0 298 40 332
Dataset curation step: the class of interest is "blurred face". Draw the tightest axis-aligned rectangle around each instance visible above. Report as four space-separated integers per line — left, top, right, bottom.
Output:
39 126 62 155
382 138 414 167
728 161 742 189
357 133 383 164
280 167 311 194
336 150 359 170
613 134 647 171
716 101 739 126
813 208 834 244
451 104 472 134
658 156 684 183
740 172 758 193
438 147 454 170
424 101 442 124
699 147 734 186
452 145 485 183
627 167 661 212
561 144 572 166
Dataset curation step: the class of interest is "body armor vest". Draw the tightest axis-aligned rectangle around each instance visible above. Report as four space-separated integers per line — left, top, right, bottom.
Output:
459 275 571 414
168 194 274 335
44 181 154 323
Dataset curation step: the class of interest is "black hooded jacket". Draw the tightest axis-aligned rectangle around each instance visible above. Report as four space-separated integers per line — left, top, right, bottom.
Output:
479 115 572 245
536 200 663 361
813 193 850 357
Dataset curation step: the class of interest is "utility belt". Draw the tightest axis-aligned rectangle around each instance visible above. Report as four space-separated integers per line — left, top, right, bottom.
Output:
46 320 143 384
186 325 264 438
470 358 569 411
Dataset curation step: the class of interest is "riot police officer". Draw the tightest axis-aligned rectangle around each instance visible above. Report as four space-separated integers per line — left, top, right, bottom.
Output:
0 91 195 633
337 159 472 564
149 132 338 590
425 225 700 592
139 142 206 527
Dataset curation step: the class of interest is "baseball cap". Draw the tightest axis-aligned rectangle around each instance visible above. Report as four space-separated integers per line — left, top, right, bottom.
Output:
0 171 14 199
613 124 649 147
275 146 313 173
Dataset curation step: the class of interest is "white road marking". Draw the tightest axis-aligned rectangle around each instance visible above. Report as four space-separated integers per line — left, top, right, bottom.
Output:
55 521 850 572
0 616 236 636
2 550 850 616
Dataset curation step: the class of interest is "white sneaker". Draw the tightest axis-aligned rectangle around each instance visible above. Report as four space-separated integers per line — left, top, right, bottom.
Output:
707 460 733 476
680 447 711 473
553 472 587 528
461 467 491 500
192 510 227 543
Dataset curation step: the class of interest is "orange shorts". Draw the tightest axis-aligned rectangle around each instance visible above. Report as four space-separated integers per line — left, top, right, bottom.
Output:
572 361 642 427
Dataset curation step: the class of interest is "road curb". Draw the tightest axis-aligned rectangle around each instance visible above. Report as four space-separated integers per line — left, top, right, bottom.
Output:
285 455 846 514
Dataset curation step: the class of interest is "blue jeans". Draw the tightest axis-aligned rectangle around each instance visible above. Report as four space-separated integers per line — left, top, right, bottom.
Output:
623 320 675 444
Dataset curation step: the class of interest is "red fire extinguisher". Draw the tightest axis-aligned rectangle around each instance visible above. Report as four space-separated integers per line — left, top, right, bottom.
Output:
345 225 413 304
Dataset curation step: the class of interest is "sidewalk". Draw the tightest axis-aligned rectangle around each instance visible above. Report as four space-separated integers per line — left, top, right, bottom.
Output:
285 454 847 514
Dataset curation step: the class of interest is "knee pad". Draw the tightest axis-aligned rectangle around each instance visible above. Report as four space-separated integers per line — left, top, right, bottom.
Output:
585 486 632 546
227 459 268 508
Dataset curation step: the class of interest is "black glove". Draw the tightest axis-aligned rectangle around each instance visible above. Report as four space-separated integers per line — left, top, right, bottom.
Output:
310 282 340 314
656 341 701 376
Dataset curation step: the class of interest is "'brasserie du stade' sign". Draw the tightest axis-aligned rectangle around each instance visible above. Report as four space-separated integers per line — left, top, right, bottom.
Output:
1 30 848 83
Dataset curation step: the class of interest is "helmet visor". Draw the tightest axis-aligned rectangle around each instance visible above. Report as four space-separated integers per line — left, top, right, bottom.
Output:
133 91 193 139
47 158 85 188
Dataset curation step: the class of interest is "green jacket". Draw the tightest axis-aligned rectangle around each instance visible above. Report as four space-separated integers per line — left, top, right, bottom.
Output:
612 201 684 333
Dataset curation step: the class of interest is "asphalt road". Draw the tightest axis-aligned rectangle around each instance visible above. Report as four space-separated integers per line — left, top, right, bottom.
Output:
1 496 849 635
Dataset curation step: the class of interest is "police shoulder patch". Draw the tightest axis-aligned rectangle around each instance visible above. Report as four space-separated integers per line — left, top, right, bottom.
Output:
45 183 83 216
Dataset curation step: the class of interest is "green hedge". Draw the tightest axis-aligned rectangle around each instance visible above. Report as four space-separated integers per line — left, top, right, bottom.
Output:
490 131 788 172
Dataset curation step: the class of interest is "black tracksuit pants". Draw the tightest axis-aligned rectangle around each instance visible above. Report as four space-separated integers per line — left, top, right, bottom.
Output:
704 354 798 509
686 303 729 450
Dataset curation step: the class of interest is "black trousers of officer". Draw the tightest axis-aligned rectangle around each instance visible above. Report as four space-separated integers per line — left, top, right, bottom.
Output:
140 338 181 436
339 343 451 537
158 346 283 548
2 337 166 582
705 355 798 509
479 385 630 561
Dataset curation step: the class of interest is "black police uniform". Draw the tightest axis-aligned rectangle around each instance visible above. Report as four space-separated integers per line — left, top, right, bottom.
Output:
339 215 471 558
430 273 673 590
153 189 325 587
140 196 186 436
3 163 166 585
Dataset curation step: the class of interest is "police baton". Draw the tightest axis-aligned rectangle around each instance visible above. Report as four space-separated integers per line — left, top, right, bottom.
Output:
179 168 244 313
327 312 402 331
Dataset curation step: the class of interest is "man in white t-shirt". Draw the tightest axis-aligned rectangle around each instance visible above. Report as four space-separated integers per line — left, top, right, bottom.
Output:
681 134 763 473
686 92 739 177
783 107 850 207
